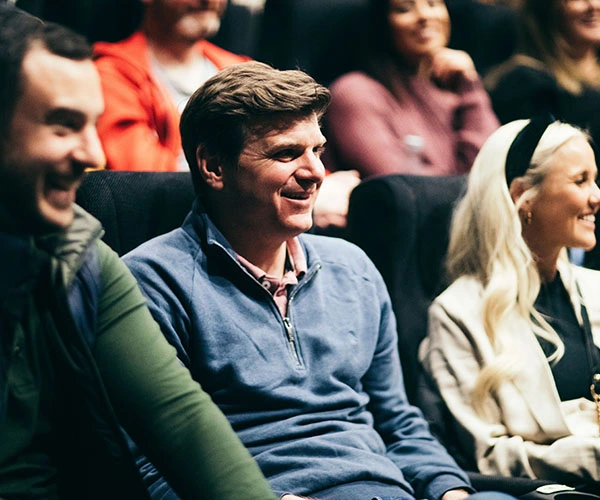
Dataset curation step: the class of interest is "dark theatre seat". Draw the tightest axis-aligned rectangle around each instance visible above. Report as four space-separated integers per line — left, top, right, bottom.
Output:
347 174 466 406
258 0 368 86
76 170 195 256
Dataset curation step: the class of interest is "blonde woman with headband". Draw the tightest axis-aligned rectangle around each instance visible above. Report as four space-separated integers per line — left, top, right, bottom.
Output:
420 117 600 486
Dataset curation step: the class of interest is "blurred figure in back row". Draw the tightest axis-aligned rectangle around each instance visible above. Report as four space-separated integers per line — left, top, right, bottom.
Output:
421 117 600 487
94 0 360 231
325 0 499 179
486 0 600 145
93 0 249 173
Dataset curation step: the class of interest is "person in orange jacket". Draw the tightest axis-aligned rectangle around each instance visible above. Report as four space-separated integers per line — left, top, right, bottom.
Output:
94 0 250 173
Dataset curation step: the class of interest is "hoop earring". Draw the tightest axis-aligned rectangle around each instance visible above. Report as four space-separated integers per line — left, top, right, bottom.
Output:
525 211 532 225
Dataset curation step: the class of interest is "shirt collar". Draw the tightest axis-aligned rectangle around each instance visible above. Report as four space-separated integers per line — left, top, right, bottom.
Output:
237 237 307 283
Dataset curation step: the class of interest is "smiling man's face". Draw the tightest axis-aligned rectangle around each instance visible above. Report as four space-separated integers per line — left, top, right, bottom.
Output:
216 113 327 245
0 45 105 232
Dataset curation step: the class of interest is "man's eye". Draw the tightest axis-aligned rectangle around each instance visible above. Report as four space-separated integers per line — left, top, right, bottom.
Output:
54 119 83 134
53 124 75 136
273 149 297 161
314 146 326 158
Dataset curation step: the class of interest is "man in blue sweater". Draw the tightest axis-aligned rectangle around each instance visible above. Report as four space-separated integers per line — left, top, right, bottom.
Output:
124 60 510 500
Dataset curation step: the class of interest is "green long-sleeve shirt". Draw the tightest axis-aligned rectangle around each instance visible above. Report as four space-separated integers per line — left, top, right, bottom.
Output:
0 238 277 500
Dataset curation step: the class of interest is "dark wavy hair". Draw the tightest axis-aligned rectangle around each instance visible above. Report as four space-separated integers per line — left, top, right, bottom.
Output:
0 4 92 141
359 0 398 93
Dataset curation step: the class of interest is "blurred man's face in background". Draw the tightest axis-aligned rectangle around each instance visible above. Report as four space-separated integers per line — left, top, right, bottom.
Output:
142 0 228 42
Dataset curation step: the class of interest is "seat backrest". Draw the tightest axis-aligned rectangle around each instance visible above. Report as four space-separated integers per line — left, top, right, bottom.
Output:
19 0 143 43
211 1 264 59
76 171 196 256
446 0 517 76
258 0 368 86
346 173 467 404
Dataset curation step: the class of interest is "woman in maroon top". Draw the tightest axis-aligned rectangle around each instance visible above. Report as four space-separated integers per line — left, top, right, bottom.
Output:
325 0 499 179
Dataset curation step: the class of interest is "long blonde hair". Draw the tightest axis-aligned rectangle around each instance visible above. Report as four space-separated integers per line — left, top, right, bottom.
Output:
447 119 588 416
500 0 600 94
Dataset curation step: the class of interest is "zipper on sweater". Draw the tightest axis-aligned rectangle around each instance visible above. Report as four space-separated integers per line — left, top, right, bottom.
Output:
248 275 303 366
282 316 301 366
237 260 322 367
282 263 321 366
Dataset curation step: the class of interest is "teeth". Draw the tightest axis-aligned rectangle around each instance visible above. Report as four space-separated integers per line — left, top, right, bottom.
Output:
48 181 74 191
47 174 78 190
284 193 308 200
580 214 596 222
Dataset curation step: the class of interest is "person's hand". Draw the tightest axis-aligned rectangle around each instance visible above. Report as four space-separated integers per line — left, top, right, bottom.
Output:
313 169 361 229
430 48 478 86
441 488 471 500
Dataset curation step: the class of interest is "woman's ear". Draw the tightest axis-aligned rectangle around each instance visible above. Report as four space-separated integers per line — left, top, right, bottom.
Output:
197 146 224 190
509 178 529 206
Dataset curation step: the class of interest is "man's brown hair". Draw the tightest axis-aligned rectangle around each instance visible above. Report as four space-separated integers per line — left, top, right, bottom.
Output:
180 61 330 194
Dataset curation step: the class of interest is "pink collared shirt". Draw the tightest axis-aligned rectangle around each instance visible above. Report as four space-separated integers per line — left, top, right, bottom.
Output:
236 238 307 317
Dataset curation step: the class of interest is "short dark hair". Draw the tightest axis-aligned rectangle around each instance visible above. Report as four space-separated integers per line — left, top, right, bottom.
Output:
180 61 331 194
0 4 92 140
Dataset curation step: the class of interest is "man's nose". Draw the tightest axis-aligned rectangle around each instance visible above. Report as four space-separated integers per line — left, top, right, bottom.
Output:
73 126 106 170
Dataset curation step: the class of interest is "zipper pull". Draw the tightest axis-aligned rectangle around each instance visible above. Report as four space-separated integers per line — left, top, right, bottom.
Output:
283 317 300 364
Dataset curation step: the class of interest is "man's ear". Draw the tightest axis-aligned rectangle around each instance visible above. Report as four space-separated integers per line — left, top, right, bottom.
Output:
196 146 224 190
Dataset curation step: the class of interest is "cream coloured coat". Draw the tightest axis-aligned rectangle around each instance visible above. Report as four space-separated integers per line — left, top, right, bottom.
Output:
419 261 600 484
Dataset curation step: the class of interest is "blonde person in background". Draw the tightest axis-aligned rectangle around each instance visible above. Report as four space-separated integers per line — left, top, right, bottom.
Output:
486 0 600 145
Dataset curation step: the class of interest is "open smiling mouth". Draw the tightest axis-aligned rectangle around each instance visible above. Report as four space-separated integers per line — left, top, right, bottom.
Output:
47 175 79 193
579 214 596 223
45 174 82 205
283 192 312 200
